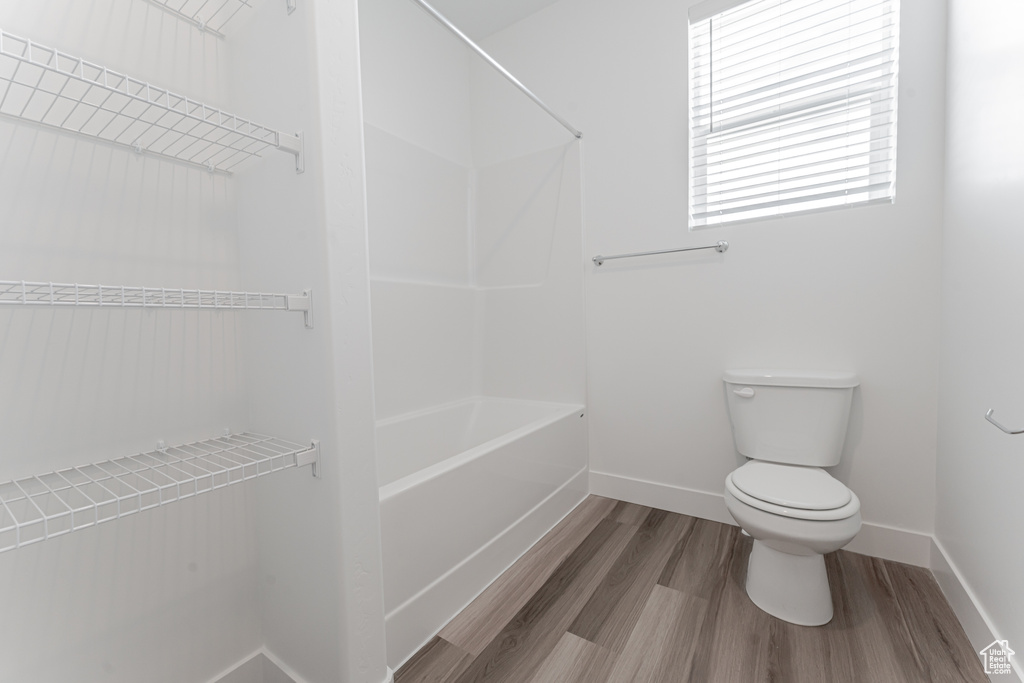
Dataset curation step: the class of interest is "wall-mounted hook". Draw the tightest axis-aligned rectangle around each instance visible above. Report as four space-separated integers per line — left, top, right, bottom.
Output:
286 0 297 14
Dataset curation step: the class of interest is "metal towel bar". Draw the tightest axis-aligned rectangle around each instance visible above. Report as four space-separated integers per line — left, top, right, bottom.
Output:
985 408 1024 434
592 241 729 266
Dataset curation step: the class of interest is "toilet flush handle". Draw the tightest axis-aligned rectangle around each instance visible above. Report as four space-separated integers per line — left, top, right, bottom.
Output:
733 387 756 398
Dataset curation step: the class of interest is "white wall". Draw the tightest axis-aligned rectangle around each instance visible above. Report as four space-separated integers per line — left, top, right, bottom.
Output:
935 0 1024 663
480 0 948 558
308 2 392 680
231 1 389 681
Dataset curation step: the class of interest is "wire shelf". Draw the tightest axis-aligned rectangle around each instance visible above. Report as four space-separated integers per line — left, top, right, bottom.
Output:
0 433 319 554
0 29 303 174
144 0 254 38
1 279 309 313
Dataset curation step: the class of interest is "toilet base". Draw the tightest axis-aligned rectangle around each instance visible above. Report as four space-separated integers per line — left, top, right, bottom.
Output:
745 540 834 626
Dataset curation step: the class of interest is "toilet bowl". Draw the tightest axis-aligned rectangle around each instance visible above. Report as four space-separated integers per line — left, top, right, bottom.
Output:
722 369 861 626
724 461 861 625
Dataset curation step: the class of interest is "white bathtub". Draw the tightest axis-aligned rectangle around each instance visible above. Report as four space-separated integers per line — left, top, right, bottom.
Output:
377 396 588 669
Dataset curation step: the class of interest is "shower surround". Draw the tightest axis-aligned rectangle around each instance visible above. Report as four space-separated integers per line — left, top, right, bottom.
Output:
360 0 588 667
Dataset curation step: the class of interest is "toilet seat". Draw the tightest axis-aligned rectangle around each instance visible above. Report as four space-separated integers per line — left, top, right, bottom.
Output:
732 461 851 510
726 462 860 522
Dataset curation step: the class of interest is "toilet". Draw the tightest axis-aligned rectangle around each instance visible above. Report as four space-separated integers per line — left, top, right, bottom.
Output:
722 369 861 627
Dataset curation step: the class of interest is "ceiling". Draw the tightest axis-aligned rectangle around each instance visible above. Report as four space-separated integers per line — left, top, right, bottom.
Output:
425 0 564 39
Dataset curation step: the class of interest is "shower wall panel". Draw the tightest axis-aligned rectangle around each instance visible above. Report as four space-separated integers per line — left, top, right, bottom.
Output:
477 144 587 406
365 126 473 286
370 280 479 420
474 146 566 288
359 0 474 166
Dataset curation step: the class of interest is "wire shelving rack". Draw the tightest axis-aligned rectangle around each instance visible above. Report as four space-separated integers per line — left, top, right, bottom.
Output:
0 280 314 327
145 0 253 37
0 29 303 174
0 433 320 554
145 0 298 38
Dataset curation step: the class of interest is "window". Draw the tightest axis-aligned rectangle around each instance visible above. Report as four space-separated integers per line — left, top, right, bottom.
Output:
688 0 899 228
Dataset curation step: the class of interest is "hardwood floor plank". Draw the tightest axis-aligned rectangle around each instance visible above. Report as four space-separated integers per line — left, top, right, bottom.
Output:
882 559 988 682
568 509 694 652
846 552 939 682
526 632 615 683
605 584 709 682
451 518 635 683
657 517 739 597
825 550 907 683
604 500 651 526
395 637 473 683
687 535 777 683
440 495 618 656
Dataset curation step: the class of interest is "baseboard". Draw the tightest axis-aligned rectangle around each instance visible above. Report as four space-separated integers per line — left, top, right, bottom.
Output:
589 470 932 567
207 648 396 683
259 650 311 683
931 538 1024 682
842 519 932 568
207 649 301 683
589 470 734 525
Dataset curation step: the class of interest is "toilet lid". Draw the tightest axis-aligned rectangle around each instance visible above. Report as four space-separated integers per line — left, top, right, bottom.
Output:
730 461 852 511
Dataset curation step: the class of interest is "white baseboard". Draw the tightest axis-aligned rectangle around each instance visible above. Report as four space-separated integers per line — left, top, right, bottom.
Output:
206 650 266 683
208 649 301 683
931 538 1024 682
589 470 932 567
209 647 395 683
842 519 933 568
589 470 734 525
259 650 312 683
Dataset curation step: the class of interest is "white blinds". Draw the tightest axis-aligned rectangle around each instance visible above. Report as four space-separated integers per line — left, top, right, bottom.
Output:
689 0 899 227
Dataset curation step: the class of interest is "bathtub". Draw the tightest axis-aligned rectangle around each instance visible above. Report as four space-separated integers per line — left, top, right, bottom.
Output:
377 396 588 668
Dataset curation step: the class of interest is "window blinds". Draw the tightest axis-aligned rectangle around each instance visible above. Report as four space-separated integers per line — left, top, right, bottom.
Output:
689 0 899 228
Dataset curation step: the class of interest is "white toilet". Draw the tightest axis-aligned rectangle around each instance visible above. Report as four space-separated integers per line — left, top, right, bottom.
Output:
722 369 861 627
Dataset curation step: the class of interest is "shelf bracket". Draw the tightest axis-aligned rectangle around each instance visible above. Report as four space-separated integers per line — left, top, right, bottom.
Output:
295 439 321 478
287 289 314 329
277 131 304 174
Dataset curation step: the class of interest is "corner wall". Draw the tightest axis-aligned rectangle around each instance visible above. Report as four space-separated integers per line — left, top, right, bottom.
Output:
935 0 1024 669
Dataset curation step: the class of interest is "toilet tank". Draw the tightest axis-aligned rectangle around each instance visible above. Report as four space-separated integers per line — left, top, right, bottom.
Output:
724 370 859 467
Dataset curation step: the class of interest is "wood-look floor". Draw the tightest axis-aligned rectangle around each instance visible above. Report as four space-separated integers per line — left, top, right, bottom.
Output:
395 496 987 683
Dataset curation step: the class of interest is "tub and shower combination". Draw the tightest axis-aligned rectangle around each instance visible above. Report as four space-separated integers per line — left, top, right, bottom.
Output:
361 0 588 667
377 397 588 665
